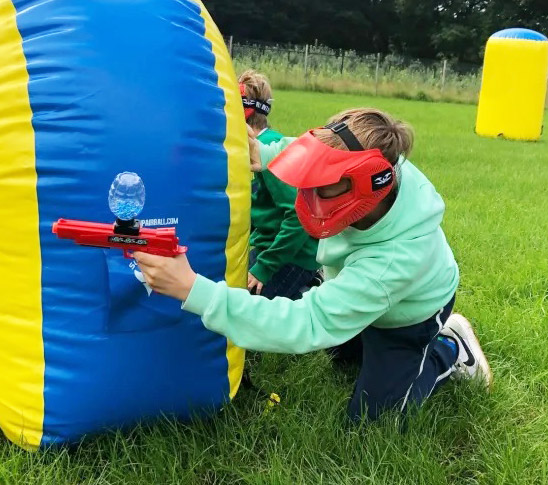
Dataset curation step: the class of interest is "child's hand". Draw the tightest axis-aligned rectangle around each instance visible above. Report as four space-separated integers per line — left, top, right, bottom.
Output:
247 125 262 172
247 272 264 295
134 252 197 301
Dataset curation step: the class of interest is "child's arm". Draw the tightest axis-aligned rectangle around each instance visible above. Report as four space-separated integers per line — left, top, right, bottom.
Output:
249 172 314 284
183 258 392 354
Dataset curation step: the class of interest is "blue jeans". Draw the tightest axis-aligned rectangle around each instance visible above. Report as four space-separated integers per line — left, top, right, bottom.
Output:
249 248 319 300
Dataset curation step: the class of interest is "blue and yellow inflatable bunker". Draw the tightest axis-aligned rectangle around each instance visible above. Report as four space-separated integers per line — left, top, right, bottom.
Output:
0 0 249 449
476 28 548 141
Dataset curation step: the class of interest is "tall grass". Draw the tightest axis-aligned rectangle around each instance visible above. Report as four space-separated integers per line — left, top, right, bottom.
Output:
232 43 483 104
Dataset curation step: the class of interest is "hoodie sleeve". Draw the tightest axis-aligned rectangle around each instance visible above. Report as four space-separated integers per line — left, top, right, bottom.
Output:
249 170 313 283
182 257 393 354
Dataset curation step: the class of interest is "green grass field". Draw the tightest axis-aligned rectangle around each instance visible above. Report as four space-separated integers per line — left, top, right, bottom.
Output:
1 91 547 484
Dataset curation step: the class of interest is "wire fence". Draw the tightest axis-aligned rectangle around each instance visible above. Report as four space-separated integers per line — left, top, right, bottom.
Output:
226 37 483 104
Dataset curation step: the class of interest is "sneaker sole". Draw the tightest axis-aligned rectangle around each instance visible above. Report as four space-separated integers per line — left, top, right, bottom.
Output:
447 314 493 392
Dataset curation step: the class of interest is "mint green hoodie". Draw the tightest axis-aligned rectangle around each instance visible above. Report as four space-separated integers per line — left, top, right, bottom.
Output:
183 138 459 354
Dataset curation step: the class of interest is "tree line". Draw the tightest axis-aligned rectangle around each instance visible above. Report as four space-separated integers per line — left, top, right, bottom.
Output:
205 0 548 63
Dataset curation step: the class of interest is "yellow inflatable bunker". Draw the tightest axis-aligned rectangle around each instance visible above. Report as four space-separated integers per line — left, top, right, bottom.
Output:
476 28 548 140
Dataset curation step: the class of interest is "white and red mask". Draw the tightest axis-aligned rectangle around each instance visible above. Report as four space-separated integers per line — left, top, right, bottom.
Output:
268 122 396 239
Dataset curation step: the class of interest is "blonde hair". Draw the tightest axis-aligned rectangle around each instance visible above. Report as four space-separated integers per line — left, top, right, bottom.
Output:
238 69 272 130
313 108 414 164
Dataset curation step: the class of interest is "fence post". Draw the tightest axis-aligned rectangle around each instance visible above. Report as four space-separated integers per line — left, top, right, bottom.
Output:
304 44 309 81
228 35 233 58
340 49 345 74
441 59 447 93
375 53 381 96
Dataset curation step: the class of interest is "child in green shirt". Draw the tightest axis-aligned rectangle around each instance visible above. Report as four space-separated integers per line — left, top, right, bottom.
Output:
135 108 492 421
239 70 319 299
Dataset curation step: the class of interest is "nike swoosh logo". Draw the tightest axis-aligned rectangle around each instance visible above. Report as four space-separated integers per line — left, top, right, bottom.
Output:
451 329 476 366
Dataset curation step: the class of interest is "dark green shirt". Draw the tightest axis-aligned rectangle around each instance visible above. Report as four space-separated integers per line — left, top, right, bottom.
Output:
250 128 319 284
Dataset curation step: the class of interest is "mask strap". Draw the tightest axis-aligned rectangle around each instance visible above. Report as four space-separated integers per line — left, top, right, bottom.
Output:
324 121 363 151
243 97 271 116
239 84 271 116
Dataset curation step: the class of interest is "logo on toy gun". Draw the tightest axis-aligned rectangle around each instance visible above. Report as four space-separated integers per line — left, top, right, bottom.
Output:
108 236 148 246
52 172 187 259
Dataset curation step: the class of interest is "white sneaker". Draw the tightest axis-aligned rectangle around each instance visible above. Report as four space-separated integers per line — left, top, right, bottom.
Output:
440 314 493 391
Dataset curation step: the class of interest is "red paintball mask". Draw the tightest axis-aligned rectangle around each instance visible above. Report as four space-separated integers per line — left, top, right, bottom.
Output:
239 83 271 120
268 122 396 239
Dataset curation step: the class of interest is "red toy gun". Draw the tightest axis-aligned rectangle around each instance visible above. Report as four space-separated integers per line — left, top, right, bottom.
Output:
52 219 187 259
